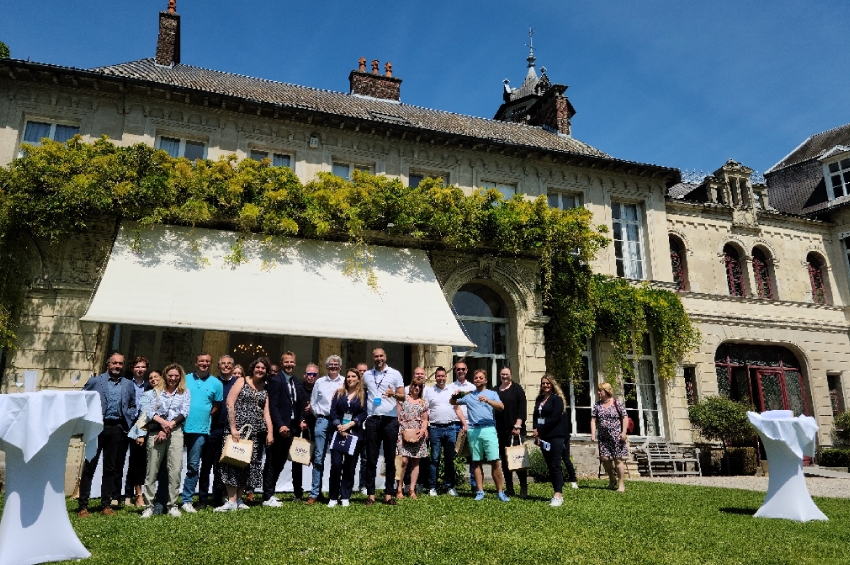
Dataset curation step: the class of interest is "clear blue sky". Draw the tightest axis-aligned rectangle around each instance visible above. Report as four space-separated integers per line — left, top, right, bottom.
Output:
2 0 848 175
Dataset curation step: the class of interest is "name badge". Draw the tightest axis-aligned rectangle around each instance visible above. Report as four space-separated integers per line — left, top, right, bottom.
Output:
537 418 546 425
373 397 382 407
342 413 352 425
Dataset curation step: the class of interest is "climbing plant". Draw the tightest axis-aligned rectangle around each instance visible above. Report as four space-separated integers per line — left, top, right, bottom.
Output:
0 137 699 380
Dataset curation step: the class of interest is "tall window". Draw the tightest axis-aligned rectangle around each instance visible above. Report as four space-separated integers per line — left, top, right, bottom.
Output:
158 136 206 160
624 334 663 437
249 149 291 169
612 202 644 279
332 162 370 180
752 248 774 300
828 373 845 419
723 244 746 297
826 157 850 200
669 235 687 291
807 253 828 305
548 191 580 210
568 347 594 435
481 181 517 199
22 120 79 145
451 283 509 389
683 367 697 406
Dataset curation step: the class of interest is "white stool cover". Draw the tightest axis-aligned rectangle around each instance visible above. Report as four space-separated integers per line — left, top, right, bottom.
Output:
747 410 827 522
0 391 103 565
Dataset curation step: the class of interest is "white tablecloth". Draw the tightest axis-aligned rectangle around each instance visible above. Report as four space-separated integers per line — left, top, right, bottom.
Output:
747 410 827 522
0 391 103 565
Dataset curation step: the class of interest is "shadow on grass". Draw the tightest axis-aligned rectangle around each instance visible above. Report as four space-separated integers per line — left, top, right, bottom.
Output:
719 507 757 516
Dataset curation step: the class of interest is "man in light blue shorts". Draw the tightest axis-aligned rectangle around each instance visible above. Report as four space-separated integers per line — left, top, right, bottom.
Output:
451 368 510 502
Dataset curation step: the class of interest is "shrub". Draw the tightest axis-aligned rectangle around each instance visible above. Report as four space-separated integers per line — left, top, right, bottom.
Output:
724 447 758 475
818 448 850 468
831 411 850 447
688 397 756 448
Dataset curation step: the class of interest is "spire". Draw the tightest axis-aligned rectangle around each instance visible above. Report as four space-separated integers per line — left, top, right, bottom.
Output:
525 26 536 70
168 0 176 13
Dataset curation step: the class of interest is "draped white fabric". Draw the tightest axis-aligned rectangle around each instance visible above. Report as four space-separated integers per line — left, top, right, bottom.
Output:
81 223 474 347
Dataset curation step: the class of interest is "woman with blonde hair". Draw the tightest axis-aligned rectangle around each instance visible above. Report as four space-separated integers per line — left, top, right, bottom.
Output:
327 368 368 507
532 373 570 506
141 364 191 518
590 381 629 492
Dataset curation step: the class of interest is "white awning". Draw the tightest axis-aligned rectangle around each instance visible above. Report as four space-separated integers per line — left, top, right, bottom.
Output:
81 223 474 347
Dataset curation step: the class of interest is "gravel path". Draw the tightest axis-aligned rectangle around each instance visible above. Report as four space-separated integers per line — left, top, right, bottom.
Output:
629 475 850 499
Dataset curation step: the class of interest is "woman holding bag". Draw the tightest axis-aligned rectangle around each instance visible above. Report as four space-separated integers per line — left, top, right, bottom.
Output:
495 367 528 498
532 374 569 507
140 365 191 518
327 368 367 507
215 357 274 512
396 381 428 499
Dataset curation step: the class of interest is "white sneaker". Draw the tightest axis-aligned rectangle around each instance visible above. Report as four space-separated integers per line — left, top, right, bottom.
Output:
570 482 579 489
214 501 237 512
341 500 350 507
447 488 458 497
429 488 438 497
327 500 338 508
168 506 182 517
236 501 250 510
180 502 197 514
262 498 282 507
550 496 563 507
360 487 367 496
140 507 154 519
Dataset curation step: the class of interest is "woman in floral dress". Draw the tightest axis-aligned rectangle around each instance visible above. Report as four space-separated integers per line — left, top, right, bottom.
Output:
396 381 429 499
590 382 629 492
216 357 273 511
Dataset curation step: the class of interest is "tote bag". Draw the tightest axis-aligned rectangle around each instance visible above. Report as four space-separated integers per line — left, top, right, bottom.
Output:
505 435 530 471
289 428 315 466
220 425 254 468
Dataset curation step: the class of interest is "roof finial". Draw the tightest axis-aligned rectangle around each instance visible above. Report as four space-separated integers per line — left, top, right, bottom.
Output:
168 0 177 13
525 26 536 68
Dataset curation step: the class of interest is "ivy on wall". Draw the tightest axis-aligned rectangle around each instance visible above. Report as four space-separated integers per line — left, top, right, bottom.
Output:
0 137 699 382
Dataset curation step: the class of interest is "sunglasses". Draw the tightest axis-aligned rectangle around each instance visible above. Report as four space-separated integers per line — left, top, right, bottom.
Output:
455 368 467 372
306 372 319 377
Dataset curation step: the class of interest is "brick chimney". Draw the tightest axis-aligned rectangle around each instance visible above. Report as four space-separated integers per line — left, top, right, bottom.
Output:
527 85 575 136
155 0 181 67
349 58 402 101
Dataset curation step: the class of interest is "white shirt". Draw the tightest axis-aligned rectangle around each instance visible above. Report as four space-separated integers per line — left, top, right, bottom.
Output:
424 384 459 424
448 379 476 420
310 374 344 417
363 365 405 417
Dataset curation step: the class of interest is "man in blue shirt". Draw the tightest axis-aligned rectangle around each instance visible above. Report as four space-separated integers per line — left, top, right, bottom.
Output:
122 356 152 506
180 352 223 512
451 368 510 502
77 353 137 517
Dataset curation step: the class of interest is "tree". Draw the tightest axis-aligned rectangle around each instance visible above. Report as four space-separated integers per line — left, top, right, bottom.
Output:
688 396 756 474
0 42 9 59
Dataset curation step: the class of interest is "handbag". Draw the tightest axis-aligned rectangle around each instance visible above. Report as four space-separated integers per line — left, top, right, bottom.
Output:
505 434 530 471
402 428 420 443
289 428 315 466
455 429 471 459
615 401 635 434
220 424 254 468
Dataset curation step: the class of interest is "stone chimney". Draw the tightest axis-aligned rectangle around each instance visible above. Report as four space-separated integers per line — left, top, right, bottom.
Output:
349 58 402 101
155 0 181 67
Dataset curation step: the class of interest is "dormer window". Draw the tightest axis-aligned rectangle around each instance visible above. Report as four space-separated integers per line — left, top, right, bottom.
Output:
826 157 850 200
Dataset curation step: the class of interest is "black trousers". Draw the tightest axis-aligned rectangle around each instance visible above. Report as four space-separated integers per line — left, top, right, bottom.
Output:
262 430 294 501
329 439 362 501
122 439 147 497
205 427 226 504
541 437 566 494
364 416 399 496
561 435 578 483
497 430 527 492
78 422 128 510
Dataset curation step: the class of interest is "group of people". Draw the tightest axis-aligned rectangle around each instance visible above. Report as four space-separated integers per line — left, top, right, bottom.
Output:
75 347 631 517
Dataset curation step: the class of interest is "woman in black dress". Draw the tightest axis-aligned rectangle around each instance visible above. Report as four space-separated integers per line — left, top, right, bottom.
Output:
495 367 528 498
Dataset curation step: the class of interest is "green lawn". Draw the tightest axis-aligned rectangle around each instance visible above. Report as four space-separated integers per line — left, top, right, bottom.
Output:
10 480 849 565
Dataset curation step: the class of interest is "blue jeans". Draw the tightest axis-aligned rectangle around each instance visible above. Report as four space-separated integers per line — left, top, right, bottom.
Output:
181 433 206 505
429 424 458 489
310 417 330 499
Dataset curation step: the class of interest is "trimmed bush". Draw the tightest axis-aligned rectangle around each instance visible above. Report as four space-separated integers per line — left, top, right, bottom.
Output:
724 447 758 475
818 448 850 469
831 411 850 447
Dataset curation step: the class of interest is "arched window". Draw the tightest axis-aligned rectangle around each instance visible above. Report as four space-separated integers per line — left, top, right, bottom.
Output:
723 245 745 297
752 248 774 300
452 283 509 388
807 253 828 305
669 235 687 291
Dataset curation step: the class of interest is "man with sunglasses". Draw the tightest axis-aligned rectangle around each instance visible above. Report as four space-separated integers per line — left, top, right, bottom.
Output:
306 355 344 505
291 363 319 502
450 362 477 488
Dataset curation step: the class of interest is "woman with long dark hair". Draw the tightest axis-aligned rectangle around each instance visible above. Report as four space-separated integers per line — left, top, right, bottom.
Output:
532 373 569 507
327 368 368 507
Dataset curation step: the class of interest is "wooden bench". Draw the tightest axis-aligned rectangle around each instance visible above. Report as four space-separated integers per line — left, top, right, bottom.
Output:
633 441 702 477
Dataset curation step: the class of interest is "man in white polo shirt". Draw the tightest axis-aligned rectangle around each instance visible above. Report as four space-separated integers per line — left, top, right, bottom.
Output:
306 355 344 505
424 366 467 497
362 348 405 506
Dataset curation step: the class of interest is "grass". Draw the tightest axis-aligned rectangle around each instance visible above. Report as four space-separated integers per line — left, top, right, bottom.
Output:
6 480 849 565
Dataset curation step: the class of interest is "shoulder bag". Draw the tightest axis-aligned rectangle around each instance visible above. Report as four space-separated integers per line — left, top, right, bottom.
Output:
614 400 635 434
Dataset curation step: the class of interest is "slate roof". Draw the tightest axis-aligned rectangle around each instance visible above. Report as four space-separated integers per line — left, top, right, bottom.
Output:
91 58 611 160
767 122 850 173
667 182 700 199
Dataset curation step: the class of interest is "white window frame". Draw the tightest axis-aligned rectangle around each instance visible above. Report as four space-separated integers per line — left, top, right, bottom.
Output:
20 119 80 153
568 344 596 436
248 148 293 170
624 336 665 439
823 153 850 201
408 170 449 188
332 161 372 180
481 180 517 199
157 135 207 160
548 190 581 210
612 201 646 280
